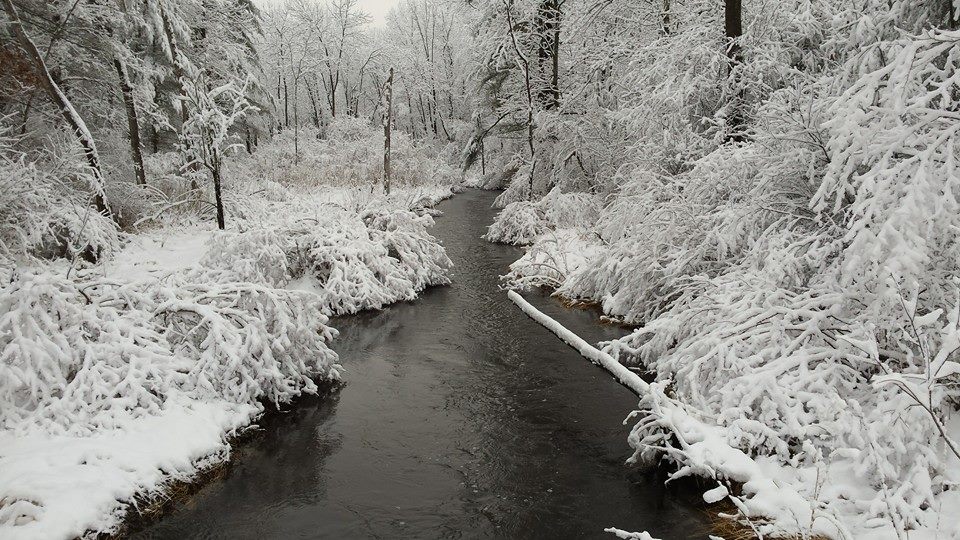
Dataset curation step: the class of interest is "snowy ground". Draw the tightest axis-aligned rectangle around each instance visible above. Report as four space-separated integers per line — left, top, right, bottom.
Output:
0 185 456 539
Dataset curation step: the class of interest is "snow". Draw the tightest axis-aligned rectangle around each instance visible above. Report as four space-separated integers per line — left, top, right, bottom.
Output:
9 0 960 537
103 227 211 280
0 181 455 537
479 19 960 536
0 396 258 540
1 116 459 539
604 528 660 540
508 289 850 538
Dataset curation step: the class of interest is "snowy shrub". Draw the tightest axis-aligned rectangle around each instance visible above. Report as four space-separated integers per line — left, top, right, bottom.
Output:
364 209 453 291
200 227 296 286
155 279 339 406
488 2 960 535
0 131 119 264
483 201 548 245
228 121 460 193
0 272 165 434
0 270 340 436
326 116 374 141
200 206 451 315
502 229 602 290
486 188 602 247
539 189 601 230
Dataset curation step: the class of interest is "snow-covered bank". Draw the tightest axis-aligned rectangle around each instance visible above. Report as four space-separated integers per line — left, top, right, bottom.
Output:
0 186 454 539
0 119 460 538
493 180 960 538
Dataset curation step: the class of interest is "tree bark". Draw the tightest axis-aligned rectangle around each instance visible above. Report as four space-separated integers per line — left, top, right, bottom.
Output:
305 78 321 127
2 0 109 214
725 0 744 142
661 0 672 35
114 58 147 185
212 153 225 230
283 76 289 128
536 0 560 110
505 0 537 197
382 67 393 195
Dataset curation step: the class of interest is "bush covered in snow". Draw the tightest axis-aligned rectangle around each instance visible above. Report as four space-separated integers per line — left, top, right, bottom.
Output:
0 129 119 268
202 204 451 315
0 270 340 436
485 188 601 246
489 2 960 537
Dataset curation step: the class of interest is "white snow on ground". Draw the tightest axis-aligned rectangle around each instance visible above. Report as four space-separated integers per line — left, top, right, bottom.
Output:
604 527 661 540
102 227 212 281
0 397 258 539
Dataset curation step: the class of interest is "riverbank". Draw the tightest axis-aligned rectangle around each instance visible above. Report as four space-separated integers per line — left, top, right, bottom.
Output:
0 179 457 539
126 189 708 539
487 188 960 539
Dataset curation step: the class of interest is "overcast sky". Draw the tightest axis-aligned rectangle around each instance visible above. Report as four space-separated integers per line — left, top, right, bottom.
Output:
256 0 404 26
356 0 402 25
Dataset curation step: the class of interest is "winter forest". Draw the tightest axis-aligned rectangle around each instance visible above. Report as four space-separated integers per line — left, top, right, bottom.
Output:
2 0 960 538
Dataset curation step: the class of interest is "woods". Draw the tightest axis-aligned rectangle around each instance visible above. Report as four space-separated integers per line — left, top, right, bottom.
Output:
476 0 960 538
3 0 960 538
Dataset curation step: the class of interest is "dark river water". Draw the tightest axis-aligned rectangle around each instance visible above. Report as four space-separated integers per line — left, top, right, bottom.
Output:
133 189 708 539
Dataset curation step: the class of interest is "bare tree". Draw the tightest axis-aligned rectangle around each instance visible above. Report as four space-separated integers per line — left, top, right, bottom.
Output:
504 0 536 197
382 67 394 194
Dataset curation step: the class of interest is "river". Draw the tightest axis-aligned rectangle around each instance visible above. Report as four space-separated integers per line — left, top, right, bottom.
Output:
132 189 707 539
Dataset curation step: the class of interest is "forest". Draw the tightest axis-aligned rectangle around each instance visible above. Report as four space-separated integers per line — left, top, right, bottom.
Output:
2 0 960 538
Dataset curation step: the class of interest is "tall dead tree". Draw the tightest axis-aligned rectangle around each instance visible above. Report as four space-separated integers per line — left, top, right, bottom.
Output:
114 59 147 185
382 67 394 194
2 0 109 214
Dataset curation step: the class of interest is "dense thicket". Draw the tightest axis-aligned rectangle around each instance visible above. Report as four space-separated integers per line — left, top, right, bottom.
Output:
477 0 960 536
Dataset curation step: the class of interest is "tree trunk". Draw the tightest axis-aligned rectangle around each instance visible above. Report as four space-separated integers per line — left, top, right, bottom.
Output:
725 0 743 68
150 81 162 153
2 0 109 215
283 76 289 128
536 0 560 110
382 68 394 195
725 0 744 142
212 155 225 230
480 138 485 175
114 58 147 185
505 1 537 197
293 79 300 163
417 93 429 135
661 0 672 35
305 78 321 127
406 91 416 136
550 3 560 109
